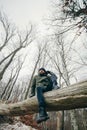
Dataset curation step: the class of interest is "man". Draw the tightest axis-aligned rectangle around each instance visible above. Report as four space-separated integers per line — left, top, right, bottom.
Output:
29 68 53 123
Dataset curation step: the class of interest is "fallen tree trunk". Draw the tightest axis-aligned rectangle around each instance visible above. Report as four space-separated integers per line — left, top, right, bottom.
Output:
0 80 87 116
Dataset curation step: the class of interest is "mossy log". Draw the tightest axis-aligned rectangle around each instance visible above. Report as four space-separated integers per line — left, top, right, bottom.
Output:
0 80 87 116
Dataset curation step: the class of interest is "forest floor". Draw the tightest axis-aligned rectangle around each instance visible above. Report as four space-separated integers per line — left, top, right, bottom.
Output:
0 115 41 130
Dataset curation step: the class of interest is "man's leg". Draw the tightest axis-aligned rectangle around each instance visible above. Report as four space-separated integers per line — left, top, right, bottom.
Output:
36 86 49 123
37 86 46 107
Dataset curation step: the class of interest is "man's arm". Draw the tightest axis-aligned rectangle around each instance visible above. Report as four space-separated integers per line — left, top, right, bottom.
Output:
29 76 36 98
47 76 53 91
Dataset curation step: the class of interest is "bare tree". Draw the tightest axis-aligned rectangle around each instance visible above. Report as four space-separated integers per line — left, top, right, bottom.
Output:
0 12 16 51
42 1 87 129
45 33 85 130
0 54 27 100
0 12 33 82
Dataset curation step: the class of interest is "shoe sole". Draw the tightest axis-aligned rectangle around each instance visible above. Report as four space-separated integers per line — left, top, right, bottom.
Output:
43 116 49 121
36 116 49 124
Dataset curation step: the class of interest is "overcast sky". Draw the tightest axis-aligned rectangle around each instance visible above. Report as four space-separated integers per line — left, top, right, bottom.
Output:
0 0 87 81
0 0 51 28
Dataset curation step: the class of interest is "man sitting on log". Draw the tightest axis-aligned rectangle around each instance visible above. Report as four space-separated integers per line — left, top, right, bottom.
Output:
29 68 53 123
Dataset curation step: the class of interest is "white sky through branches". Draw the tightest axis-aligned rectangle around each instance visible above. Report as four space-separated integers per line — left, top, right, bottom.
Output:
0 0 87 82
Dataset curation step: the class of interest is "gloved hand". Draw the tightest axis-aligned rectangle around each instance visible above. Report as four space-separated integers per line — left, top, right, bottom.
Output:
29 93 35 98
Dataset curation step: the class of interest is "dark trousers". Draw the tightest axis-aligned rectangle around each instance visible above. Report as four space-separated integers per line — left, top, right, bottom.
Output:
36 86 49 108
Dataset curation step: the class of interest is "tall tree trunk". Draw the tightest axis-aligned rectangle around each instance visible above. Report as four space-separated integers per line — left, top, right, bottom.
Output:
70 110 78 130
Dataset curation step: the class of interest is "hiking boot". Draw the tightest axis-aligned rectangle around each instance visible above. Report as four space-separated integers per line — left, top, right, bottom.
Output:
36 107 49 124
36 115 49 124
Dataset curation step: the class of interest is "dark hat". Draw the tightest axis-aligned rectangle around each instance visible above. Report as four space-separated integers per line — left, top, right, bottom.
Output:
39 68 46 72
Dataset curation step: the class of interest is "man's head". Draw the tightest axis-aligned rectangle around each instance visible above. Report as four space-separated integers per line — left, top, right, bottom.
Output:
38 68 47 75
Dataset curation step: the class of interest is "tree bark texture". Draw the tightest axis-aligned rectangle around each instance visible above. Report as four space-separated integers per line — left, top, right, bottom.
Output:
0 80 87 116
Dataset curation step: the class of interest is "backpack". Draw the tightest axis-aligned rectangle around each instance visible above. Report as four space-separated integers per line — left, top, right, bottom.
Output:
47 71 60 90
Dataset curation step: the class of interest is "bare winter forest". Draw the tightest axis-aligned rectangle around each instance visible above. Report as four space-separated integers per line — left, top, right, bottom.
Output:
0 0 87 130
